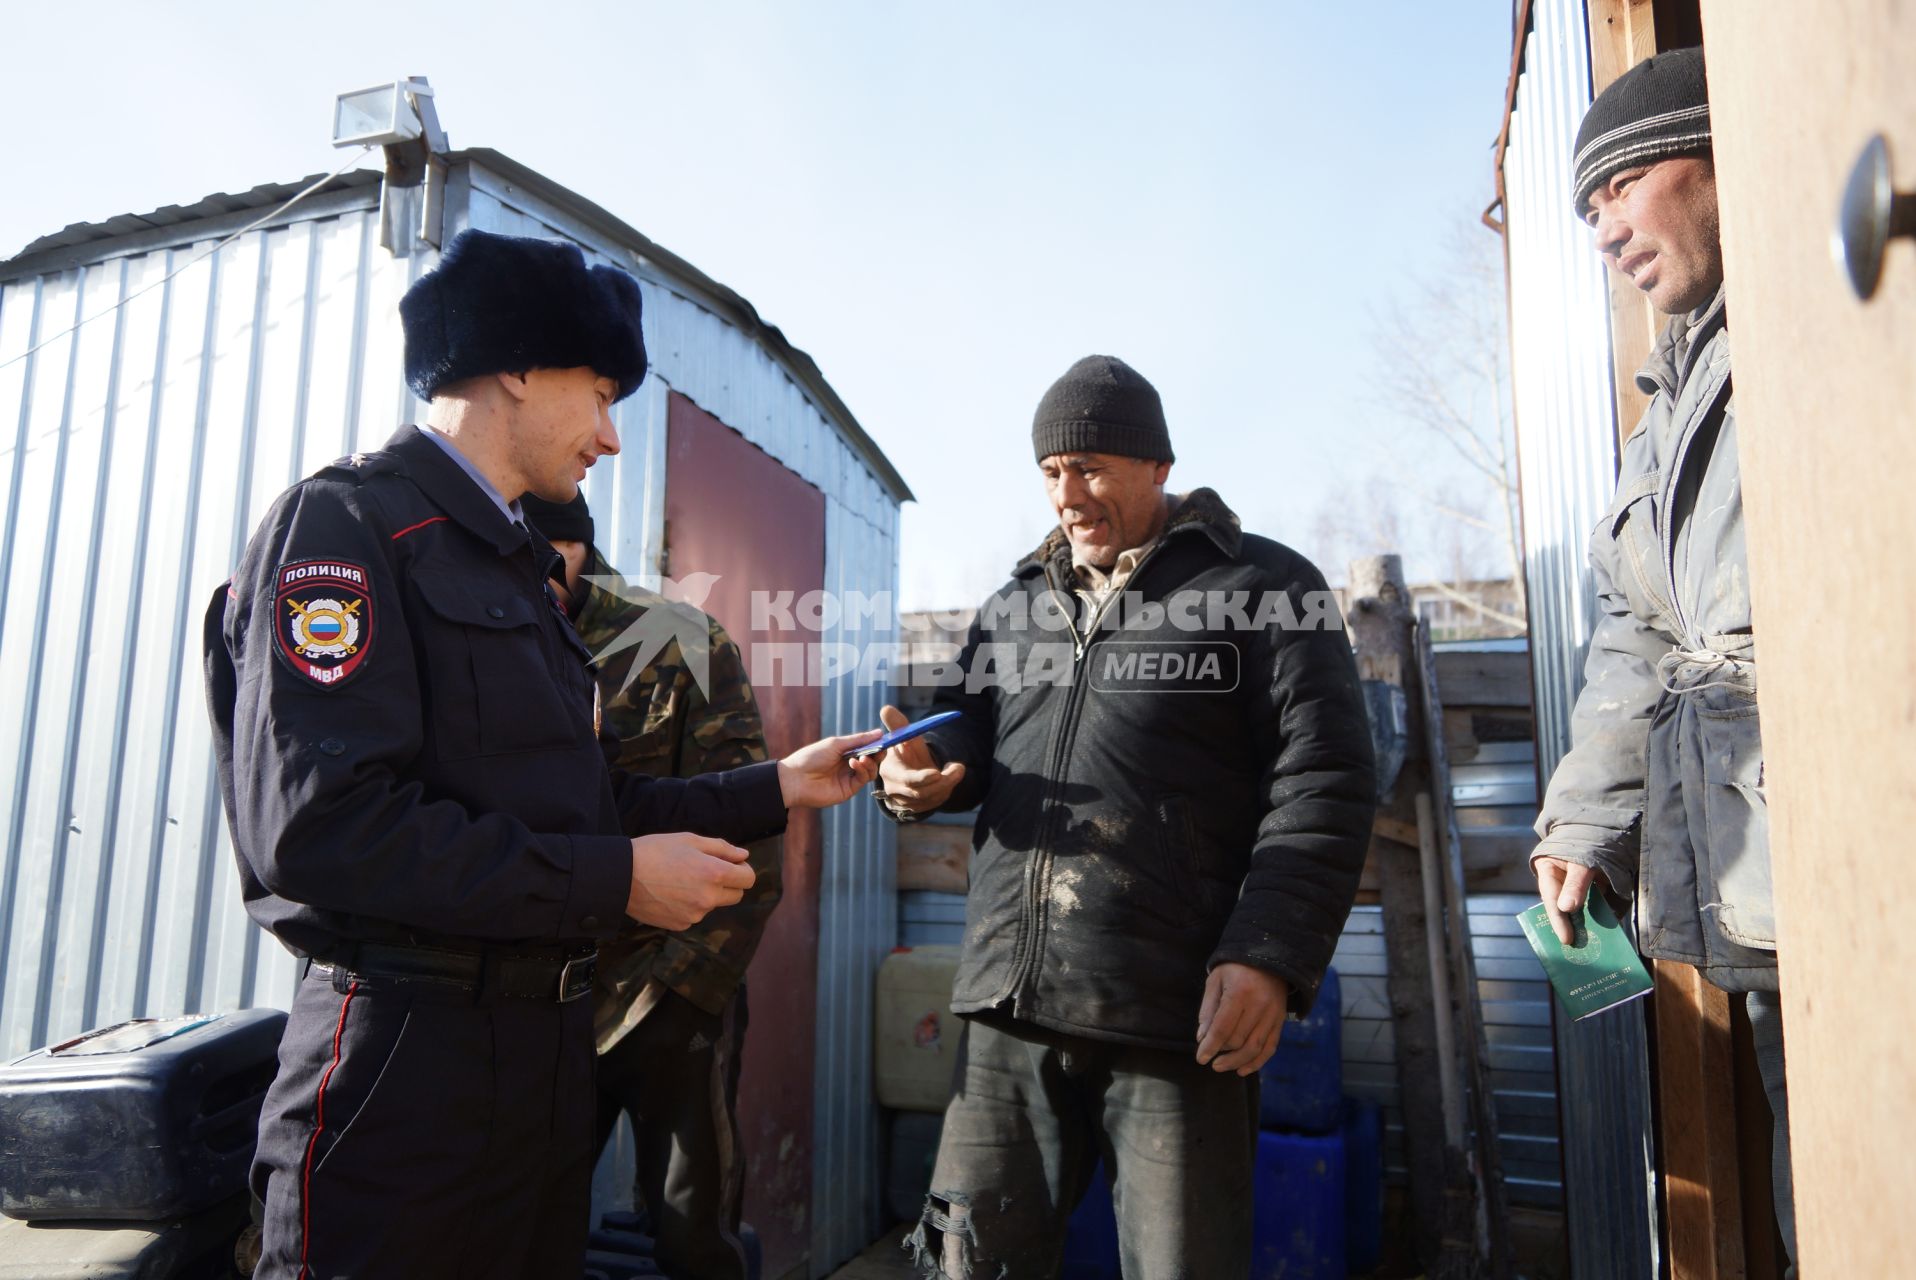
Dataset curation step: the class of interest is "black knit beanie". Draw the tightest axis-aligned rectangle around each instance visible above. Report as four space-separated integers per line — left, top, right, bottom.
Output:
521 491 594 546
1031 355 1173 464
1571 46 1712 219
401 229 648 402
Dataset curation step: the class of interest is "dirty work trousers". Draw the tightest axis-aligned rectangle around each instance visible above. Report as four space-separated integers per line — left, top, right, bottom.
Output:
252 965 597 1279
912 1014 1259 1280
594 985 751 1280
1746 990 1797 1278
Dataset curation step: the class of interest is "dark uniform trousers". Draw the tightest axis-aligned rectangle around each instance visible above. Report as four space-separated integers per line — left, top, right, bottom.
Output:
257 968 597 1280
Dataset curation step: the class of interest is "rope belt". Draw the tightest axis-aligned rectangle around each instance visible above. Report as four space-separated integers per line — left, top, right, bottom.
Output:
1656 639 1756 698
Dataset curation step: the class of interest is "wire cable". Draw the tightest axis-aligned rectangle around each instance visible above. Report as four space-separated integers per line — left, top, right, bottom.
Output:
0 146 376 374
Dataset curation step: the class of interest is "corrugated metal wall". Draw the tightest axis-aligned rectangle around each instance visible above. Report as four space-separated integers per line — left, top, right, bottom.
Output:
0 156 902 1277
1337 894 1562 1208
1503 1 1660 1273
0 198 418 1060
811 495 902 1271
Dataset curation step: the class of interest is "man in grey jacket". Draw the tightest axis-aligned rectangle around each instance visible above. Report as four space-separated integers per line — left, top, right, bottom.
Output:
1530 47 1794 1270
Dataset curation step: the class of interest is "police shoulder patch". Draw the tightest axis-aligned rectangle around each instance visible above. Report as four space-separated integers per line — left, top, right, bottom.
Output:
274 559 374 688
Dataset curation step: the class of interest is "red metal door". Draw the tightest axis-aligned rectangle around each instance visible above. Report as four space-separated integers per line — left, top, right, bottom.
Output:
664 391 826 1278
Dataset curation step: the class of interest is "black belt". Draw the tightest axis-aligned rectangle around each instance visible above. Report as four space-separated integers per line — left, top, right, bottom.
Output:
311 942 597 1003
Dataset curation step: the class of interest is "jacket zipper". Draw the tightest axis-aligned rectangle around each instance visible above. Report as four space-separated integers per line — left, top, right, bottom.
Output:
1654 295 1730 645
1658 364 1732 647
1002 539 1175 1010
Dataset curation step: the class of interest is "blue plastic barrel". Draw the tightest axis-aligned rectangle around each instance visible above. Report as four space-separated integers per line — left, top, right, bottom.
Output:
1342 1096 1384 1274
1251 1128 1347 1280
1060 1160 1121 1280
1259 966 1343 1133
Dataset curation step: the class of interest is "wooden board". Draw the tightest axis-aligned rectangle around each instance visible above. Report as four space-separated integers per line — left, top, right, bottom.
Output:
1698 3 1916 1273
896 823 971 895
1431 648 1534 708
1652 959 1746 1279
1587 0 1666 445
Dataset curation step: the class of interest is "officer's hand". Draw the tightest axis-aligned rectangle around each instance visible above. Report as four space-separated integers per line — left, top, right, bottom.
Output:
627 834 757 931
776 729 885 809
1196 962 1289 1076
874 704 965 814
1533 855 1611 946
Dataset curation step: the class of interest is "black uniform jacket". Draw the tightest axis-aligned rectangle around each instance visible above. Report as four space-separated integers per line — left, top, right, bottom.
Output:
203 425 788 962
919 489 1375 1049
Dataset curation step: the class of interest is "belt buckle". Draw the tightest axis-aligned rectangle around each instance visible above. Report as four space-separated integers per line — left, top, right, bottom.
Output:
556 955 593 1003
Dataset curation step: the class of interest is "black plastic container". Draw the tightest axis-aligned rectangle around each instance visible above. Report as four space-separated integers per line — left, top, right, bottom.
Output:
0 1010 286 1222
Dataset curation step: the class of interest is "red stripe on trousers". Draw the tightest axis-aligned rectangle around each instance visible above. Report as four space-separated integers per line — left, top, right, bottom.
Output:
298 980 358 1280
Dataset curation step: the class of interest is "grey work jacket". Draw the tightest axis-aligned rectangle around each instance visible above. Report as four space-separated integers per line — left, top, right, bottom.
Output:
1533 287 1777 992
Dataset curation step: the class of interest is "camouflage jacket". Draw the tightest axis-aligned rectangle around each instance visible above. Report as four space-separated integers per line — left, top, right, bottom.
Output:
572 546 776 1049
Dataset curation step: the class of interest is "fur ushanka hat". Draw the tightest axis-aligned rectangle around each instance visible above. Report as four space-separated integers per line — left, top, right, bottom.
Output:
400 229 648 402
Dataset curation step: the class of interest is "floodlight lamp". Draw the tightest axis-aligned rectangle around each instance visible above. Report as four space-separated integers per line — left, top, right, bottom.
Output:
332 80 433 148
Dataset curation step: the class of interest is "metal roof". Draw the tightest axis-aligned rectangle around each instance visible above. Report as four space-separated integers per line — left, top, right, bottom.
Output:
4 170 386 263
0 153 911 503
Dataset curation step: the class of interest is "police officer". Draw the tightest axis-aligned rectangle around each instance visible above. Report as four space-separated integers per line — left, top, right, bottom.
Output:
525 489 776 1280
202 229 881 1279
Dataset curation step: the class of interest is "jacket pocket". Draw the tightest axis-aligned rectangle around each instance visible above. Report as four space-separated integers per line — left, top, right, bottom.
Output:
313 993 491 1175
416 574 585 760
1152 795 1207 928
1606 469 1678 624
1693 703 1775 949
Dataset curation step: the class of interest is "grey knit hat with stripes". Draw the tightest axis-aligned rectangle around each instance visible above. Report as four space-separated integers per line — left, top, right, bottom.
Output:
1571 46 1711 219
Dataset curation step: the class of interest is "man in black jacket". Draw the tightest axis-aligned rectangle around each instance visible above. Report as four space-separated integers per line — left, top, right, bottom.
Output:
879 355 1375 1279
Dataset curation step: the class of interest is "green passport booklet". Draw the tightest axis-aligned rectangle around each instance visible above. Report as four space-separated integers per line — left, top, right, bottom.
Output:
1516 894 1655 1020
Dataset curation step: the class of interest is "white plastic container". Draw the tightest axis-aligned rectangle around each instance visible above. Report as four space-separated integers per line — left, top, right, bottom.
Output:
873 945 963 1112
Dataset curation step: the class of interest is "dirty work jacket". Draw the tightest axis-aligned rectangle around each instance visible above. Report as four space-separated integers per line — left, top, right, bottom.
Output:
1533 287 1777 992
203 425 788 964
903 489 1376 1050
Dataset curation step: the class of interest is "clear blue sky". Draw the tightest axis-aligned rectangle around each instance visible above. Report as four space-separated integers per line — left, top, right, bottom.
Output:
0 2 1517 609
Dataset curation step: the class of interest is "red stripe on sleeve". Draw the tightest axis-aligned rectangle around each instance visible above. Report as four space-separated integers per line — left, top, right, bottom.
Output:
389 515 449 541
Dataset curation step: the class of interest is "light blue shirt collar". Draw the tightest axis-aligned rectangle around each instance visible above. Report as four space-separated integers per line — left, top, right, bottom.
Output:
417 426 525 526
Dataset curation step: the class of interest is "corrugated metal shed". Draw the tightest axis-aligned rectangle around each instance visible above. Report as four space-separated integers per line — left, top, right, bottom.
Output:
0 151 904 1276
1498 1 1660 1274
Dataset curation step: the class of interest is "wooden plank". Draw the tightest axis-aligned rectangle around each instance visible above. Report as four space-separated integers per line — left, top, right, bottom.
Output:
1419 623 1514 1279
1652 959 1747 1280
1698 4 1916 1273
1460 834 1543 894
1374 815 1422 848
1443 708 1482 762
896 822 970 894
1431 649 1533 708
1586 0 1664 447
1346 556 1451 1270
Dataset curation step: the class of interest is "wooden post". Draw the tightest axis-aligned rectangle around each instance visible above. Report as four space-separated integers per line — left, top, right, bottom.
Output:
1586 0 1665 447
1346 556 1447 1267
1418 624 1516 1279
1346 556 1487 1276
1652 959 1747 1279
1415 791 1466 1152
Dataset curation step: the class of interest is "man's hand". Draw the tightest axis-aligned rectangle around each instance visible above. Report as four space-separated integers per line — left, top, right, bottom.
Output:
627 833 757 930
1534 855 1612 946
1196 963 1290 1076
874 704 966 815
776 729 884 809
